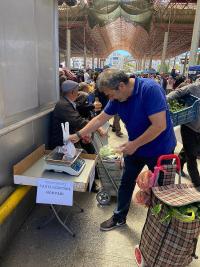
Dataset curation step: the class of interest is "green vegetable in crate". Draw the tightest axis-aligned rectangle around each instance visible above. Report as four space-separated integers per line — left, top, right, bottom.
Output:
168 99 185 113
99 145 118 159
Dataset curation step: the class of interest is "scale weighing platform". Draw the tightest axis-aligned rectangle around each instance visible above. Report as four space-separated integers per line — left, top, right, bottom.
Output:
44 148 86 176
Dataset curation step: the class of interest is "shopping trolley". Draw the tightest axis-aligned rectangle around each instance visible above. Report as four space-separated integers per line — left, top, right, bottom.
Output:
92 129 123 205
134 154 200 267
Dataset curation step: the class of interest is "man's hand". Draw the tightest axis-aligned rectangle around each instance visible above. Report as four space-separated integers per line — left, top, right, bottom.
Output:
94 101 102 112
117 141 139 155
68 134 80 143
82 134 92 144
97 127 107 137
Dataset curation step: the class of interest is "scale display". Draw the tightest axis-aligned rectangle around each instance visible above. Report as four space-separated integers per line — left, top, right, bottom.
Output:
44 148 86 176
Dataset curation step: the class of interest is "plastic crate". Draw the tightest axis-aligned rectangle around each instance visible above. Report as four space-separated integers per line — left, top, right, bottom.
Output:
170 94 200 127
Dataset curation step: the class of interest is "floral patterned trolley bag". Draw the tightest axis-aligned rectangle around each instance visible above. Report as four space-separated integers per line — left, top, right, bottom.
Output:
134 154 200 267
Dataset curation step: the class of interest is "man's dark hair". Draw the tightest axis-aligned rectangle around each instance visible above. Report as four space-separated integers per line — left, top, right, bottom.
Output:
97 69 129 91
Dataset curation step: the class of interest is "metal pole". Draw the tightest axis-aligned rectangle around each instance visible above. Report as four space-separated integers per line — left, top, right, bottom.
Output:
83 27 87 68
189 0 200 66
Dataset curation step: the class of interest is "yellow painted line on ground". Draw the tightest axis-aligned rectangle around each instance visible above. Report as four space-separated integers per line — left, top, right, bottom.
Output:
0 186 32 224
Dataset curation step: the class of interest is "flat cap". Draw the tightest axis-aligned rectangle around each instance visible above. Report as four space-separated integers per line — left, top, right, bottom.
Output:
62 80 79 93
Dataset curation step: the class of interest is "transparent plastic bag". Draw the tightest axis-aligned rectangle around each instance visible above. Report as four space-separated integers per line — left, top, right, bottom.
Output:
61 122 76 159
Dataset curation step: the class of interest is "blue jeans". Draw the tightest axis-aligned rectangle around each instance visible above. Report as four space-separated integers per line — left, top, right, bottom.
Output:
113 154 170 221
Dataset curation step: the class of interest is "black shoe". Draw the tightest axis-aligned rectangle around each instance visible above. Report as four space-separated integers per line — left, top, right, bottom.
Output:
112 128 116 132
100 216 126 231
116 132 123 137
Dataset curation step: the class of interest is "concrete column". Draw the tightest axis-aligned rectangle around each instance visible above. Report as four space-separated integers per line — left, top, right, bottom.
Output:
142 57 146 70
100 59 102 68
65 29 71 69
197 53 200 65
135 61 138 71
173 57 176 68
160 31 169 73
183 53 188 76
97 58 100 68
92 52 95 70
138 60 142 70
149 56 153 69
189 0 200 66
83 27 87 68
137 60 139 70
102 59 105 68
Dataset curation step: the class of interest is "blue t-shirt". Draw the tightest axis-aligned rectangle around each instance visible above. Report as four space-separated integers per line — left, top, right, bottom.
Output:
104 78 176 157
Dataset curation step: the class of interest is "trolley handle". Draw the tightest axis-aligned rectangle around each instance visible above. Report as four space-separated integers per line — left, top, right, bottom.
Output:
157 154 181 172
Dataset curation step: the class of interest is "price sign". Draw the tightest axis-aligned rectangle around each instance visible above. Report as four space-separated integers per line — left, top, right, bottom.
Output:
36 178 73 206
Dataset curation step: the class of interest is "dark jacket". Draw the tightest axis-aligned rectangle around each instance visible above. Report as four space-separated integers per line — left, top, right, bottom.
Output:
75 92 95 119
50 96 88 149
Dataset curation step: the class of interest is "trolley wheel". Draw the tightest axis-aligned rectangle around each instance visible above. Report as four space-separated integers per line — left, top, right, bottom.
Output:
134 245 146 267
96 190 111 205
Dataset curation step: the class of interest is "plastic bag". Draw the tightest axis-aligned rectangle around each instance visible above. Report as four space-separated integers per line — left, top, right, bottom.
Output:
136 170 155 191
61 142 76 159
61 122 76 159
134 190 151 207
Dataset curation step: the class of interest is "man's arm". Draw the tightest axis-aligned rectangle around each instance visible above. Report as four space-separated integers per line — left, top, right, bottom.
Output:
120 111 166 155
69 111 113 143
166 83 194 101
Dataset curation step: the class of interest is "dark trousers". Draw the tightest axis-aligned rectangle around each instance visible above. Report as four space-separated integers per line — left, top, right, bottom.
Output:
112 115 121 133
113 154 162 221
180 125 200 186
114 155 158 221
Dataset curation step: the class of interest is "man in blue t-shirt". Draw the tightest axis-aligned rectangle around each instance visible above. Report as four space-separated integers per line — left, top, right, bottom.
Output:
69 69 176 231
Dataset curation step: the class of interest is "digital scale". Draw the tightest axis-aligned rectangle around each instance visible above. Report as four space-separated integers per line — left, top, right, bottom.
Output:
44 148 86 176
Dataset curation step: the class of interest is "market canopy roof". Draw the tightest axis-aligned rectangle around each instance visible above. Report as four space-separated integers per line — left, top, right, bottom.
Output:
58 0 199 59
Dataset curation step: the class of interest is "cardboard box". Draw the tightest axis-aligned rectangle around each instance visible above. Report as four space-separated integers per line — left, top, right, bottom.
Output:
14 145 97 192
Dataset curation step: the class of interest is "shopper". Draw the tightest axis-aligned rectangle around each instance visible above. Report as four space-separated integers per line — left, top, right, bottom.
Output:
69 69 176 231
167 78 200 187
112 114 123 137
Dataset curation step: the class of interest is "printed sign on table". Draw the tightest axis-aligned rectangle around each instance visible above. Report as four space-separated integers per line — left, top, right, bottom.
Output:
36 178 73 206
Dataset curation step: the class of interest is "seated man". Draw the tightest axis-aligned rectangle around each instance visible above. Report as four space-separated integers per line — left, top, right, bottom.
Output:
50 80 104 191
50 80 96 153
